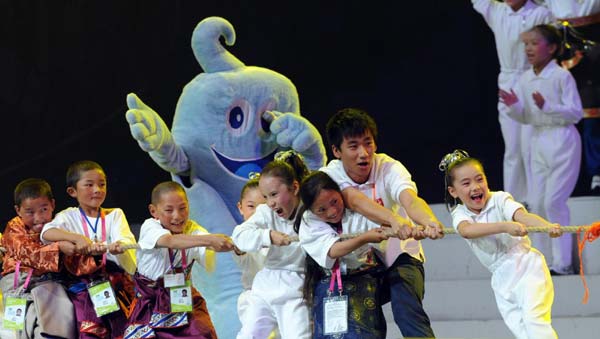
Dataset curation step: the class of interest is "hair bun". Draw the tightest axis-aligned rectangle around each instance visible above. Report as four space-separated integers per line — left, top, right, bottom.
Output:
439 149 470 172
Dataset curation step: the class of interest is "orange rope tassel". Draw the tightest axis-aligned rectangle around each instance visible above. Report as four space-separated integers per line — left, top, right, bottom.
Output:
577 221 600 304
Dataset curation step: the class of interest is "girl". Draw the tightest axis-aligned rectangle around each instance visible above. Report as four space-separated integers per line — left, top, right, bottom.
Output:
232 177 280 338
499 24 584 275
231 151 311 339
295 171 389 338
440 149 562 339
124 181 234 338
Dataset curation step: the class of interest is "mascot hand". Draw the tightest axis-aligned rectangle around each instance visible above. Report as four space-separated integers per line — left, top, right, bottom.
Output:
264 111 326 169
126 93 189 173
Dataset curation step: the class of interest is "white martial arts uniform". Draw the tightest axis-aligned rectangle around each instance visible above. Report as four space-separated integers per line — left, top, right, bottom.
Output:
41 207 137 275
321 153 423 267
231 204 310 339
542 0 600 19
472 0 554 203
452 191 557 339
506 60 583 273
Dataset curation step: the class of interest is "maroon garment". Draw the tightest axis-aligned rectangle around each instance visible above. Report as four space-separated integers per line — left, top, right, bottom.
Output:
124 273 217 339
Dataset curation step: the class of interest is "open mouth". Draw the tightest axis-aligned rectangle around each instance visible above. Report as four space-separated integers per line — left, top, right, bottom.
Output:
471 193 484 204
357 162 369 169
211 146 278 179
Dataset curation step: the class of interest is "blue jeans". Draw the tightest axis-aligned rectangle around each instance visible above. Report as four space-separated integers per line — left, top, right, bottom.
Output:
381 253 435 338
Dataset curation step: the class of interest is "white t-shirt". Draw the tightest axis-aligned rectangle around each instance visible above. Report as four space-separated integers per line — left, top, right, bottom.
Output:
451 191 531 272
299 209 382 272
136 218 209 281
543 0 600 18
472 0 554 75
321 153 423 266
41 207 137 274
232 204 305 272
506 60 583 127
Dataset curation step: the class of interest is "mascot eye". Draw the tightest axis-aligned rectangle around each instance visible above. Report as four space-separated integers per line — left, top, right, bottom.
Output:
229 107 245 129
260 115 270 133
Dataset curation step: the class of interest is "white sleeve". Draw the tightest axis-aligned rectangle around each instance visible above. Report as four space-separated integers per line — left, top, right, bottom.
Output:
498 192 525 221
298 212 339 269
471 0 502 28
384 159 418 202
542 72 583 125
451 206 473 230
138 219 170 250
107 209 137 246
40 211 71 244
232 205 272 252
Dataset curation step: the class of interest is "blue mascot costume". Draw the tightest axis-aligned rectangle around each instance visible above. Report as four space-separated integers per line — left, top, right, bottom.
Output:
125 16 326 337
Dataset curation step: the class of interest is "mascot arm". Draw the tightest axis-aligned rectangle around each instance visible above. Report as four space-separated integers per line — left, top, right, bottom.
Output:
126 93 190 174
264 111 327 170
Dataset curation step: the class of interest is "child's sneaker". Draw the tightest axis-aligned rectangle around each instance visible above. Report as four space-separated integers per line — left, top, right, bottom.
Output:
592 175 600 194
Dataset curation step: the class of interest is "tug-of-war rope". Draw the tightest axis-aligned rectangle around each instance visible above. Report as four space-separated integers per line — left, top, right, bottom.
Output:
1 222 598 303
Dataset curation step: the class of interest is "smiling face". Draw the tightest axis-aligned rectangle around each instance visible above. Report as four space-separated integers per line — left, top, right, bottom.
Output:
68 169 107 216
332 130 377 184
150 190 190 234
15 196 55 232
310 189 344 224
237 186 266 221
259 175 299 220
522 30 556 71
448 161 490 214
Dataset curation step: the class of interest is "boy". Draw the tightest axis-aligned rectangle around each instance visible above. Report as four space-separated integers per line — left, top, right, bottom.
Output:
1 178 78 338
41 160 137 338
321 108 444 338
125 181 233 338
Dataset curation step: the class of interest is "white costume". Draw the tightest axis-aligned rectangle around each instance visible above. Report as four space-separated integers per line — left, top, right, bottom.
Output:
321 153 423 267
542 0 600 19
298 209 382 271
136 218 210 279
506 60 583 273
452 191 557 339
41 207 137 274
231 204 310 339
472 0 554 203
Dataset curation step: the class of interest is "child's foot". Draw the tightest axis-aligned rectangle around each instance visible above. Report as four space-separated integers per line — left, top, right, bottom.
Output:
550 266 574 276
591 175 600 194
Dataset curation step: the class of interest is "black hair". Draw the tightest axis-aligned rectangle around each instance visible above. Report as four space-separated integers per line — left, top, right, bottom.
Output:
325 107 378 150
260 150 310 187
66 160 105 188
439 150 484 211
151 181 187 205
528 24 563 60
293 171 344 306
14 178 54 206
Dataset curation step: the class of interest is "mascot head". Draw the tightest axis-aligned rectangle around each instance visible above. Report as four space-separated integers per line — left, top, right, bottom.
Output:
172 17 300 198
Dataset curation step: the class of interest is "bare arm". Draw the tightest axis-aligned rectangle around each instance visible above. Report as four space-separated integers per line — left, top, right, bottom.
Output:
513 208 562 237
156 233 234 252
399 189 444 239
327 228 388 259
42 228 92 253
342 187 413 239
456 220 527 239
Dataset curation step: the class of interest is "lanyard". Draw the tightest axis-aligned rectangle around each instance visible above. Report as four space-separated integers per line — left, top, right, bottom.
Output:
328 223 343 296
168 248 188 272
79 208 107 267
13 261 34 292
79 207 105 243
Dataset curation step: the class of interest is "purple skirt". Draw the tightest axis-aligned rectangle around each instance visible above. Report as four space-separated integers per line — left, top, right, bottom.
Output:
123 273 217 339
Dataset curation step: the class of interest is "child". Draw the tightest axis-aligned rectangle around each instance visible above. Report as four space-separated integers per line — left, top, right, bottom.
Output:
321 107 441 338
124 181 234 338
1 178 78 339
471 0 553 205
232 151 311 339
499 24 583 275
231 177 281 339
440 149 561 339
295 171 389 338
41 160 137 338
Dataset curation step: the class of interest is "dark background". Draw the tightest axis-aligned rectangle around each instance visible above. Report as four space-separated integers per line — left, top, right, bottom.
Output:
0 1 591 228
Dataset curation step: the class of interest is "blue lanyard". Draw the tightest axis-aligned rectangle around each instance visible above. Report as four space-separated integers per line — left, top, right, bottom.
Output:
79 207 100 239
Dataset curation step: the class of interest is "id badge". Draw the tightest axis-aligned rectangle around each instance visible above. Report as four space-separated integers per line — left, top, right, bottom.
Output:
3 297 27 330
170 280 193 312
323 295 348 335
164 272 185 288
88 281 120 317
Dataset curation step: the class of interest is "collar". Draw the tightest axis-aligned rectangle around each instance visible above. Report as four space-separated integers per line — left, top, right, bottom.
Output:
533 59 559 79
